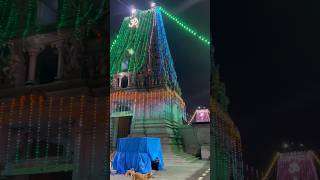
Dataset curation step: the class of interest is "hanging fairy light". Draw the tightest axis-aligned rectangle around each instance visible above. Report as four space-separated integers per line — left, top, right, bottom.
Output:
91 97 97 173
127 48 135 55
26 95 34 160
6 99 16 163
104 95 109 176
0 102 4 163
110 9 154 75
35 96 43 159
0 0 105 42
23 0 37 36
158 6 210 46
66 97 74 161
45 97 53 160
56 97 64 163
58 0 69 30
15 96 25 162
74 95 85 176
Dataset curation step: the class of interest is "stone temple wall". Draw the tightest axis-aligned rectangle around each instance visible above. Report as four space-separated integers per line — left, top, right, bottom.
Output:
110 87 186 152
0 95 108 180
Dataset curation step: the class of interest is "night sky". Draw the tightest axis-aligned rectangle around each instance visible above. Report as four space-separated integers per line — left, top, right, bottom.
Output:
110 0 210 115
214 0 320 170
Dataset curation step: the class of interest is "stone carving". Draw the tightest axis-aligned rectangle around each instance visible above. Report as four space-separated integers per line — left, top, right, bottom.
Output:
87 54 105 79
10 54 26 85
0 47 16 85
64 39 83 79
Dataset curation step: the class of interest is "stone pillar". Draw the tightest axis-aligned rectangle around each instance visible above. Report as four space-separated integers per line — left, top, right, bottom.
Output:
27 49 39 82
8 42 26 86
56 45 64 80
13 56 27 86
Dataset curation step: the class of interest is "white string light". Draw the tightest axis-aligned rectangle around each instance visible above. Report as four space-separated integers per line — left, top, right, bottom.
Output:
56 97 64 163
26 95 33 160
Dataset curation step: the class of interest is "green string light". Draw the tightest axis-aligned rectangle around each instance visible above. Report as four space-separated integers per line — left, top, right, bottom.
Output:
159 6 210 46
24 0 38 36
58 0 69 30
110 9 153 77
0 1 105 43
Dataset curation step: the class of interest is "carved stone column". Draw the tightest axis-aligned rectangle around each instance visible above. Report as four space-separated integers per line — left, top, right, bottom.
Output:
55 43 64 80
8 41 26 86
27 49 39 82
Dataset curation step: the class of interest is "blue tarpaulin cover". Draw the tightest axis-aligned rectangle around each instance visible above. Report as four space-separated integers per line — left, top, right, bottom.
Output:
112 137 164 174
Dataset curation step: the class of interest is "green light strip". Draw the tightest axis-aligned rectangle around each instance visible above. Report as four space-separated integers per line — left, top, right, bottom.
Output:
110 35 119 52
110 6 210 51
159 6 210 46
110 9 153 76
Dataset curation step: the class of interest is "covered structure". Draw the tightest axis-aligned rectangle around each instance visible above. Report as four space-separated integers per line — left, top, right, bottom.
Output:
112 137 164 174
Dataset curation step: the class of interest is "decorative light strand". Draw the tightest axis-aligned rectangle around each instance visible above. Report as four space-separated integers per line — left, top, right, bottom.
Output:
66 97 74 161
58 0 69 30
56 97 64 163
110 35 119 52
110 9 153 76
0 1 105 42
6 99 16 163
159 6 210 46
262 153 280 180
90 97 97 174
92 0 106 22
0 102 4 163
26 95 34 160
1 5 14 39
35 96 43 159
104 95 109 176
23 0 37 36
15 96 25 163
45 97 53 160
110 8 183 92
74 95 85 176
211 98 244 180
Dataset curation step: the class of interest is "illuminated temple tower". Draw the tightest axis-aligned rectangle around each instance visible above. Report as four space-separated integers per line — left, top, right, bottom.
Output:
0 1 107 180
110 7 186 152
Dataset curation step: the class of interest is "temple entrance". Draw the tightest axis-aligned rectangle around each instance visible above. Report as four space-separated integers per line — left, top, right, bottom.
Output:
36 46 58 84
117 116 132 139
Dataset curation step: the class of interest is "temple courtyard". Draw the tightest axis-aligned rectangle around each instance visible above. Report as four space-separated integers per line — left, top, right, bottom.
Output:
110 153 210 180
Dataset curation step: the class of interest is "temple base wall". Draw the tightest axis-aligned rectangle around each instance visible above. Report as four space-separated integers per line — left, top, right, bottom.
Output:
129 118 184 154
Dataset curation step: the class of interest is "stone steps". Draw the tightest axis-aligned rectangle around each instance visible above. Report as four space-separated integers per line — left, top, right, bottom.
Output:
162 150 200 165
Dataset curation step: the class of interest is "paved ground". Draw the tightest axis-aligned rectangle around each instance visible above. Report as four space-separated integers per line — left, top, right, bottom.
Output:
186 166 210 180
110 160 210 180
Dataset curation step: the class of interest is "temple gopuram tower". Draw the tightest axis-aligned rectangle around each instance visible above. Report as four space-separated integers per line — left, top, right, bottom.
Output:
110 6 186 152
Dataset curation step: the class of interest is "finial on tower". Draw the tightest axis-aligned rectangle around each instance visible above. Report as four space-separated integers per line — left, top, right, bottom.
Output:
131 7 137 15
151 2 156 8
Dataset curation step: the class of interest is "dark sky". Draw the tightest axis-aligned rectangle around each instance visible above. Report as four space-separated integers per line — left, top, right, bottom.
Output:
110 0 210 115
214 0 320 170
